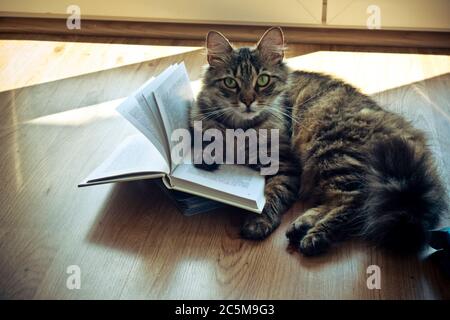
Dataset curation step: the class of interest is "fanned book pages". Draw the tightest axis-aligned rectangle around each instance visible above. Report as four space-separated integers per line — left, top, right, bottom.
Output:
79 63 266 214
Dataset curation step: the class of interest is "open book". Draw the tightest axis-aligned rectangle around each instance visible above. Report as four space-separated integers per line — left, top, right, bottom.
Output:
79 63 266 213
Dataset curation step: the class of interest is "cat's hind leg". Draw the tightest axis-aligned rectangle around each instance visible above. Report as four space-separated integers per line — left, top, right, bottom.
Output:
296 204 353 256
286 205 328 243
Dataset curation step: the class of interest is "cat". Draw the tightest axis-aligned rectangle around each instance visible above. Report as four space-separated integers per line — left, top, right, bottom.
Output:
189 27 447 255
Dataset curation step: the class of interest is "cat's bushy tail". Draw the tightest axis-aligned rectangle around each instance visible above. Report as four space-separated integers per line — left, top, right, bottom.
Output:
360 137 447 252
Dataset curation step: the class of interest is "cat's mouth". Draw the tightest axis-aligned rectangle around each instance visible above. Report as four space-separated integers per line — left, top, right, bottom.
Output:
241 111 257 119
237 102 258 119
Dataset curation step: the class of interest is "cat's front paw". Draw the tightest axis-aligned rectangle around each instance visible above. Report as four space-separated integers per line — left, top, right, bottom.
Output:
298 232 330 256
285 219 313 244
194 162 220 171
240 215 279 240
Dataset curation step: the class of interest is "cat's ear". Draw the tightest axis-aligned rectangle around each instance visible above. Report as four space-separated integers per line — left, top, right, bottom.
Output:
206 31 233 66
256 27 285 65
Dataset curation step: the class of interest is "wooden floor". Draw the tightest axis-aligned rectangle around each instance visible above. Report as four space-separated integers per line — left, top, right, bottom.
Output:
0 36 449 299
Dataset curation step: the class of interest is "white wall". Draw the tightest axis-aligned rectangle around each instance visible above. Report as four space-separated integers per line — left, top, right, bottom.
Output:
0 0 322 26
0 0 449 31
327 0 450 31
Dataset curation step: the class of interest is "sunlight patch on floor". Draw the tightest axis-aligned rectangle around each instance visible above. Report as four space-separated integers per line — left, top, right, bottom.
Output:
287 51 450 95
0 40 201 92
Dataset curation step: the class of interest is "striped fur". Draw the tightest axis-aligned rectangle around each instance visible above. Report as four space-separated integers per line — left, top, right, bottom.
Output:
191 27 447 255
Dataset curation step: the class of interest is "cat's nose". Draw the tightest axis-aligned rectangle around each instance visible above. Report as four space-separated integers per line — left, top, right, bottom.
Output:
240 93 256 107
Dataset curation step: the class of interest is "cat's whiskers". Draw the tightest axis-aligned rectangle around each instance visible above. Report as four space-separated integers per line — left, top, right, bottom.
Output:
262 104 300 125
197 108 233 122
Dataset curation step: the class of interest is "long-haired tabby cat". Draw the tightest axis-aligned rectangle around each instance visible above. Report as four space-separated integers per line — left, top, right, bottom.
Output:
190 27 447 255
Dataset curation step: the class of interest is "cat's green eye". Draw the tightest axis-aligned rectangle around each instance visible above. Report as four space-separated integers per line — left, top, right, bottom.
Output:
224 77 237 89
257 74 270 87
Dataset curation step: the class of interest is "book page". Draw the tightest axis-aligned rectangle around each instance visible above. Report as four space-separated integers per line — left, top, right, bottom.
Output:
117 93 169 164
138 64 178 157
79 134 169 186
171 162 266 211
153 63 193 160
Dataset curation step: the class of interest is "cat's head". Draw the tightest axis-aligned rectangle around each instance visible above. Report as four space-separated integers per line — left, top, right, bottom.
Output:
201 27 289 127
